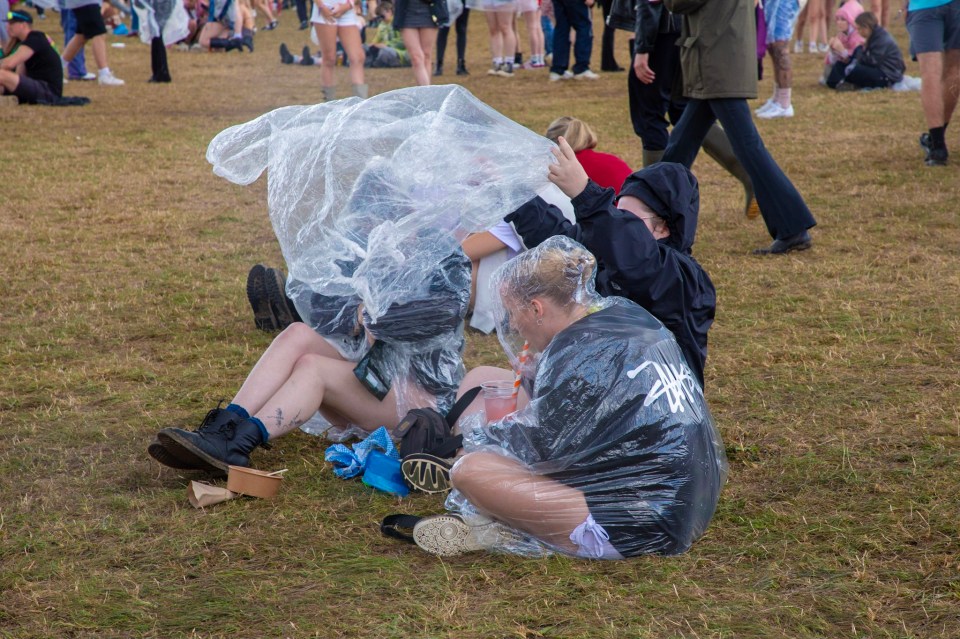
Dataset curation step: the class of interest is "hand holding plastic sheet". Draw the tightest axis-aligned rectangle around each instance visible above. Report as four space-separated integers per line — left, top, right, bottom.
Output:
205 85 555 323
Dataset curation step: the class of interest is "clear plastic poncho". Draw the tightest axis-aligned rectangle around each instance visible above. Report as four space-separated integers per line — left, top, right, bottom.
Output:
447 237 728 558
205 86 557 436
131 0 190 45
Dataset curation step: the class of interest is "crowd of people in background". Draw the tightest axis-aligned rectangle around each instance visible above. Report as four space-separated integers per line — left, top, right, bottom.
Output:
0 1 956 155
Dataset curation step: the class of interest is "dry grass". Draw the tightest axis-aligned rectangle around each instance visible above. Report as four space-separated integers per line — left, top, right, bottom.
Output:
1 8 959 639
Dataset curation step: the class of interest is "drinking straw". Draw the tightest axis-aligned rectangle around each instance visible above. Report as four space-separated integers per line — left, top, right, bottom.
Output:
513 341 529 398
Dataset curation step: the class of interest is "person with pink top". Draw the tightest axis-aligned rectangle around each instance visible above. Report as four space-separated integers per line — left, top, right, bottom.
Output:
822 0 866 87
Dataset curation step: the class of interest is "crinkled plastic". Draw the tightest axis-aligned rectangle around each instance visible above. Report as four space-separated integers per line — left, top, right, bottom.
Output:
206 86 554 437
446 237 728 558
131 0 190 45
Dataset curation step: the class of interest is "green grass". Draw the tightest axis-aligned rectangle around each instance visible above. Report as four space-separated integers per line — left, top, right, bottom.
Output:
2 8 959 639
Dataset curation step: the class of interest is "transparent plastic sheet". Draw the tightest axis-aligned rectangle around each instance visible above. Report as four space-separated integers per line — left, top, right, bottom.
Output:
206 86 553 438
131 0 190 44
444 237 728 558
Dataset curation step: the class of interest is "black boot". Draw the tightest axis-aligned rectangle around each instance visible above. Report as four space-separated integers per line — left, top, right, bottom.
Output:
247 264 279 331
149 37 172 82
456 58 468 76
152 408 266 476
264 267 302 329
242 29 255 53
209 37 242 52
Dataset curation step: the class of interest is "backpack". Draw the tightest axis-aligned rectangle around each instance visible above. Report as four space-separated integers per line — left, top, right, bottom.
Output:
396 386 481 458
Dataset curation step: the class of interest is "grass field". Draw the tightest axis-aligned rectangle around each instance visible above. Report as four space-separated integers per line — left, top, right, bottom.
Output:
1 7 959 638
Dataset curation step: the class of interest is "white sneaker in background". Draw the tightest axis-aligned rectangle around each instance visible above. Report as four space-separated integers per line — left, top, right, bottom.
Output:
808 41 818 54
754 98 778 115
573 69 600 80
549 70 574 81
817 43 829 53
98 70 125 86
757 103 795 119
793 40 803 54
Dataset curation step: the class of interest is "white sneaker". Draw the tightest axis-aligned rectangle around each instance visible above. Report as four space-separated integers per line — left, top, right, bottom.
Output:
98 71 125 86
817 43 829 53
549 70 574 81
793 40 803 54
573 69 600 80
754 98 777 115
757 103 794 119
808 41 818 54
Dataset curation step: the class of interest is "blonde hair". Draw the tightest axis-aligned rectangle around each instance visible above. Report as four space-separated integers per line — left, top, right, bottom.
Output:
544 116 598 152
497 238 598 309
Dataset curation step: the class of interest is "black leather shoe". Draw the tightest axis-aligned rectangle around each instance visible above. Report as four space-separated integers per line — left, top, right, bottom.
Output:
753 231 812 255
155 413 266 477
299 20 309 30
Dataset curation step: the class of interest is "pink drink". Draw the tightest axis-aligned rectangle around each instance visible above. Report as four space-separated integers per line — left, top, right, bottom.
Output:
482 380 517 422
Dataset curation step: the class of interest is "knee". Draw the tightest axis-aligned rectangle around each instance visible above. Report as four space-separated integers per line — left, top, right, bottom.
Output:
409 50 425 67
449 451 500 494
274 321 317 350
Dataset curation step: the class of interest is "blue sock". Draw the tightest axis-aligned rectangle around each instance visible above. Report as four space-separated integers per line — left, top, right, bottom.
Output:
225 403 249 419
250 416 270 442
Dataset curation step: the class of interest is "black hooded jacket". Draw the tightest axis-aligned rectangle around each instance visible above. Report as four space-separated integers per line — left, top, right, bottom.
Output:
504 163 716 385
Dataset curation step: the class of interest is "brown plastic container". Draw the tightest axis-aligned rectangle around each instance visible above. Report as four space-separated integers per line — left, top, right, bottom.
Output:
226 465 283 498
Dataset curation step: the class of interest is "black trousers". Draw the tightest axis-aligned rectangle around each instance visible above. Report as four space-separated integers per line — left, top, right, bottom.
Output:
663 98 816 241
436 4 469 64
627 36 686 151
826 60 891 89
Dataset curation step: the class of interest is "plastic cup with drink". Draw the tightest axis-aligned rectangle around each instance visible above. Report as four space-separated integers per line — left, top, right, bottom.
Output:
481 380 518 422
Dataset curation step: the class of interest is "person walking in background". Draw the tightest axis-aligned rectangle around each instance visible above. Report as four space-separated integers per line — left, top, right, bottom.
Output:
905 0 960 166
58 0 95 81
598 0 622 71
756 0 802 118
60 0 125 85
395 0 447 84
549 0 598 80
311 0 367 99
435 0 469 75
624 0 759 218
662 0 816 255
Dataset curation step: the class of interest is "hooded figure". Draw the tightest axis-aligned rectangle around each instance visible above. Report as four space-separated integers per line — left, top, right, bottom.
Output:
504 162 716 386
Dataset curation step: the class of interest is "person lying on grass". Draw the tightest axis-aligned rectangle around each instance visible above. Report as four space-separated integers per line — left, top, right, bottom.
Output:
403 237 727 559
148 241 471 477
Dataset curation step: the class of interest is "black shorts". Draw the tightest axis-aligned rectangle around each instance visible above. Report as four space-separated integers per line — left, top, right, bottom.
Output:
12 75 59 105
73 4 108 39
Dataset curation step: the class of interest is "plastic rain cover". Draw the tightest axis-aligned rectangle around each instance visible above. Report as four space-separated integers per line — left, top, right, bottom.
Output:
206 85 555 436
446 236 728 559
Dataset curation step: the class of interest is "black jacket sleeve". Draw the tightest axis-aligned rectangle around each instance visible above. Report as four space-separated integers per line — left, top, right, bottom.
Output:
504 195 582 249
634 1 663 54
363 251 470 343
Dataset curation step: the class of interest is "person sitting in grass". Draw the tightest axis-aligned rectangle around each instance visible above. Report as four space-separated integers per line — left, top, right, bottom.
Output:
504 136 715 387
0 10 63 104
404 237 727 559
148 243 471 477
363 1 409 67
828 11 905 91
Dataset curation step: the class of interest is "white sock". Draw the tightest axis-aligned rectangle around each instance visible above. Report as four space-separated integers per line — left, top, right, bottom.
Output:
493 57 502 65
99 67 112 76
777 88 791 108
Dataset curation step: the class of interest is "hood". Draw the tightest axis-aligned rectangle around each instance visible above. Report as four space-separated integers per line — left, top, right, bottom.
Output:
617 162 700 253
835 0 864 28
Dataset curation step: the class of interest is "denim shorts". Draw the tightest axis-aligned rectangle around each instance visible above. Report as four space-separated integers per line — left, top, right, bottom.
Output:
764 0 801 44
907 2 960 55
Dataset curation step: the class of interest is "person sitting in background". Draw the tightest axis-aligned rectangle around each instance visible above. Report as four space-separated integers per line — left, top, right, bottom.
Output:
364 1 409 67
821 0 865 87
0 10 63 104
830 11 905 91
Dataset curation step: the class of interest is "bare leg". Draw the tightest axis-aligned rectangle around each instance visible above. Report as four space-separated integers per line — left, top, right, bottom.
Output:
450 451 589 553
231 323 345 416
943 49 960 126
919 52 945 127
88 34 109 70
316 23 339 87
403 27 432 85
62 33 87 62
338 24 366 84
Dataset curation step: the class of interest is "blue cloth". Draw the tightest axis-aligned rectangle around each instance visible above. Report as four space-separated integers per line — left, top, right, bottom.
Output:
908 0 952 11
324 426 398 479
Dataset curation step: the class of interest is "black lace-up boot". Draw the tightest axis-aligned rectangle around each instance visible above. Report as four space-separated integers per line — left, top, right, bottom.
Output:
150 407 267 477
